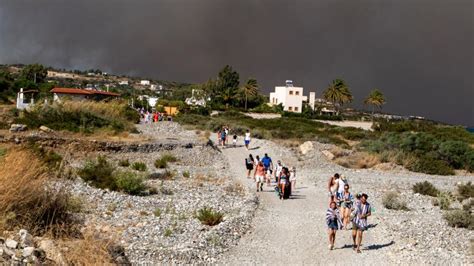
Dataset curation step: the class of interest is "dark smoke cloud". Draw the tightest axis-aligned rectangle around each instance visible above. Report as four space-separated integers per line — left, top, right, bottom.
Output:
0 0 472 126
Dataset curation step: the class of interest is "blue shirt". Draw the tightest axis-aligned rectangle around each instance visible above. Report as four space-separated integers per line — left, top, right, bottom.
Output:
261 156 272 168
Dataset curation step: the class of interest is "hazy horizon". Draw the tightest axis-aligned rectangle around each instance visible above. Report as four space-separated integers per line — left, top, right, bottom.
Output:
0 0 472 126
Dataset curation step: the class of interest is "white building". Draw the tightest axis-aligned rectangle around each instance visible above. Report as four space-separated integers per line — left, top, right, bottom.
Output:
118 80 129 86
140 80 150 86
16 88 37 110
269 80 310 113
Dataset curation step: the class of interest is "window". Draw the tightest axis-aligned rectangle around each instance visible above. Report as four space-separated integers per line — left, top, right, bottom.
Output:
295 91 300 96
294 107 299 112
289 90 293 95
288 106 293 111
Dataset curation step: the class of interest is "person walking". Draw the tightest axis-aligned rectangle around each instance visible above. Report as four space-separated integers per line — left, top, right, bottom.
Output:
352 193 371 253
278 167 290 200
217 129 222 146
274 160 283 183
338 184 353 229
289 166 297 191
220 127 227 146
233 134 238 147
337 174 347 203
254 161 265 192
328 173 340 203
245 154 254 179
326 201 343 250
261 153 273 186
244 129 251 150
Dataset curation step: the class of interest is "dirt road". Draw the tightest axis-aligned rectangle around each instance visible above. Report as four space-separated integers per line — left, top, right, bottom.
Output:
220 138 392 265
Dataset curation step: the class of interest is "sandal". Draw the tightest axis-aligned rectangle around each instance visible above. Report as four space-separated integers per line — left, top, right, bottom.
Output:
356 249 361 253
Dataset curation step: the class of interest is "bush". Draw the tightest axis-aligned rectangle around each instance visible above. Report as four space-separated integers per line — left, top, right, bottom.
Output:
0 148 81 236
149 170 175 180
115 171 147 196
154 154 178 169
78 156 117 190
153 208 162 217
196 207 223 226
0 147 6 157
131 162 147 171
118 159 130 167
457 182 474 201
413 181 440 197
443 210 474 230
382 191 409 210
406 156 454 175
437 192 453 210
182 171 190 178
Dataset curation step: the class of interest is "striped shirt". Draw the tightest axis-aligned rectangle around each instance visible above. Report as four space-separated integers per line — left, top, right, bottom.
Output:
353 201 371 229
326 208 343 229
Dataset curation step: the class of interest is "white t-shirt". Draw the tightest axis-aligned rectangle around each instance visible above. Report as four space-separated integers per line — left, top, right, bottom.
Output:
245 132 251 141
337 179 345 194
274 164 283 177
290 171 296 181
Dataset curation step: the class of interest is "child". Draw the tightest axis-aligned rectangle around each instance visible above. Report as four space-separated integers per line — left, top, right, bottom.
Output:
233 134 238 147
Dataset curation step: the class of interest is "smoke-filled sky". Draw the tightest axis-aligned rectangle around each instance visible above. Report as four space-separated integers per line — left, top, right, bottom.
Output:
0 0 473 126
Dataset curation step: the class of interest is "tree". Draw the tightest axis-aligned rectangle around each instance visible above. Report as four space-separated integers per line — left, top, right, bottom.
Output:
20 64 47 84
323 78 352 113
364 89 386 118
217 65 239 108
240 78 259 110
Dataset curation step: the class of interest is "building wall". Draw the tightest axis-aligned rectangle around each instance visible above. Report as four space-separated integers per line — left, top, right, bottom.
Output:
270 86 305 113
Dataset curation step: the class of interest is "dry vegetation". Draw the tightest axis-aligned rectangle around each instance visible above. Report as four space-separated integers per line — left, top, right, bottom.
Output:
334 151 380 169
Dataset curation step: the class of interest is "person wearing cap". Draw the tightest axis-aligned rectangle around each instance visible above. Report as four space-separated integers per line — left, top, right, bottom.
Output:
289 166 297 191
352 193 371 253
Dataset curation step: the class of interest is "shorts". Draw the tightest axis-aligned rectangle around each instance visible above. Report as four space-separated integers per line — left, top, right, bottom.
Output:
255 175 264 183
244 140 250 145
246 164 254 170
328 219 338 230
352 222 367 231
279 179 287 185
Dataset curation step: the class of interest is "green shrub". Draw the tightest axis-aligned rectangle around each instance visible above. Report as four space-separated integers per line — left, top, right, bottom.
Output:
149 170 175 180
457 182 474 201
115 171 147 196
78 156 117 190
182 171 190 178
412 181 440 197
465 150 474 172
27 142 63 169
0 147 7 157
118 159 130 167
463 199 474 211
164 228 173 237
406 156 454 175
153 208 162 217
154 158 168 169
443 210 474 230
154 154 178 169
437 192 453 210
131 162 147 171
438 141 470 169
382 191 409 210
196 207 224 226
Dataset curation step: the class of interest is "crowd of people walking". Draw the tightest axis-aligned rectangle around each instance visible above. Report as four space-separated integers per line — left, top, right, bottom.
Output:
326 173 371 253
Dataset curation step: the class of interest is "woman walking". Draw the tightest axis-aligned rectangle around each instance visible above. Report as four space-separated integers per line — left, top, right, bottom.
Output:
328 173 340 203
278 167 290 200
289 167 297 191
326 201 343 250
352 193 371 253
338 184 353 229
245 154 254 179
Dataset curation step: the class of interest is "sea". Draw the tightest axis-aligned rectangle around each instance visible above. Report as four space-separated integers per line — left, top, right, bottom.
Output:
467 128 474 133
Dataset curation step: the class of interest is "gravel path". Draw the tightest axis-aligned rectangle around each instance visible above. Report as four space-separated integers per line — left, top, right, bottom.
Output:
219 139 392 265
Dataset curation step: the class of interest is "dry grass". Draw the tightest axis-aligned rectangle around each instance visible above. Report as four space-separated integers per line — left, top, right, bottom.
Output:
61 100 124 120
224 183 246 196
335 152 380 169
329 146 351 158
0 146 80 236
60 230 115 265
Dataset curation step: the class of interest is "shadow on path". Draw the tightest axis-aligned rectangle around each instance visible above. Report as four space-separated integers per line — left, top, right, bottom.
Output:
365 241 395 250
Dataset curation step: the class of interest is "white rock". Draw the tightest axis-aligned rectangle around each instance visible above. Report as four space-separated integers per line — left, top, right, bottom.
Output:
299 141 314 155
5 239 18 249
321 150 335 160
22 247 35 257
39 125 53 132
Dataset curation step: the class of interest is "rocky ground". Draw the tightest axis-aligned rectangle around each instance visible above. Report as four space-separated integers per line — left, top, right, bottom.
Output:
1 121 472 264
209 135 473 265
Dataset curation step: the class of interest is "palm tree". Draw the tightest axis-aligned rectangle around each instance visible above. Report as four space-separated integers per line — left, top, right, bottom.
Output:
364 89 386 118
240 78 259 110
323 79 352 113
